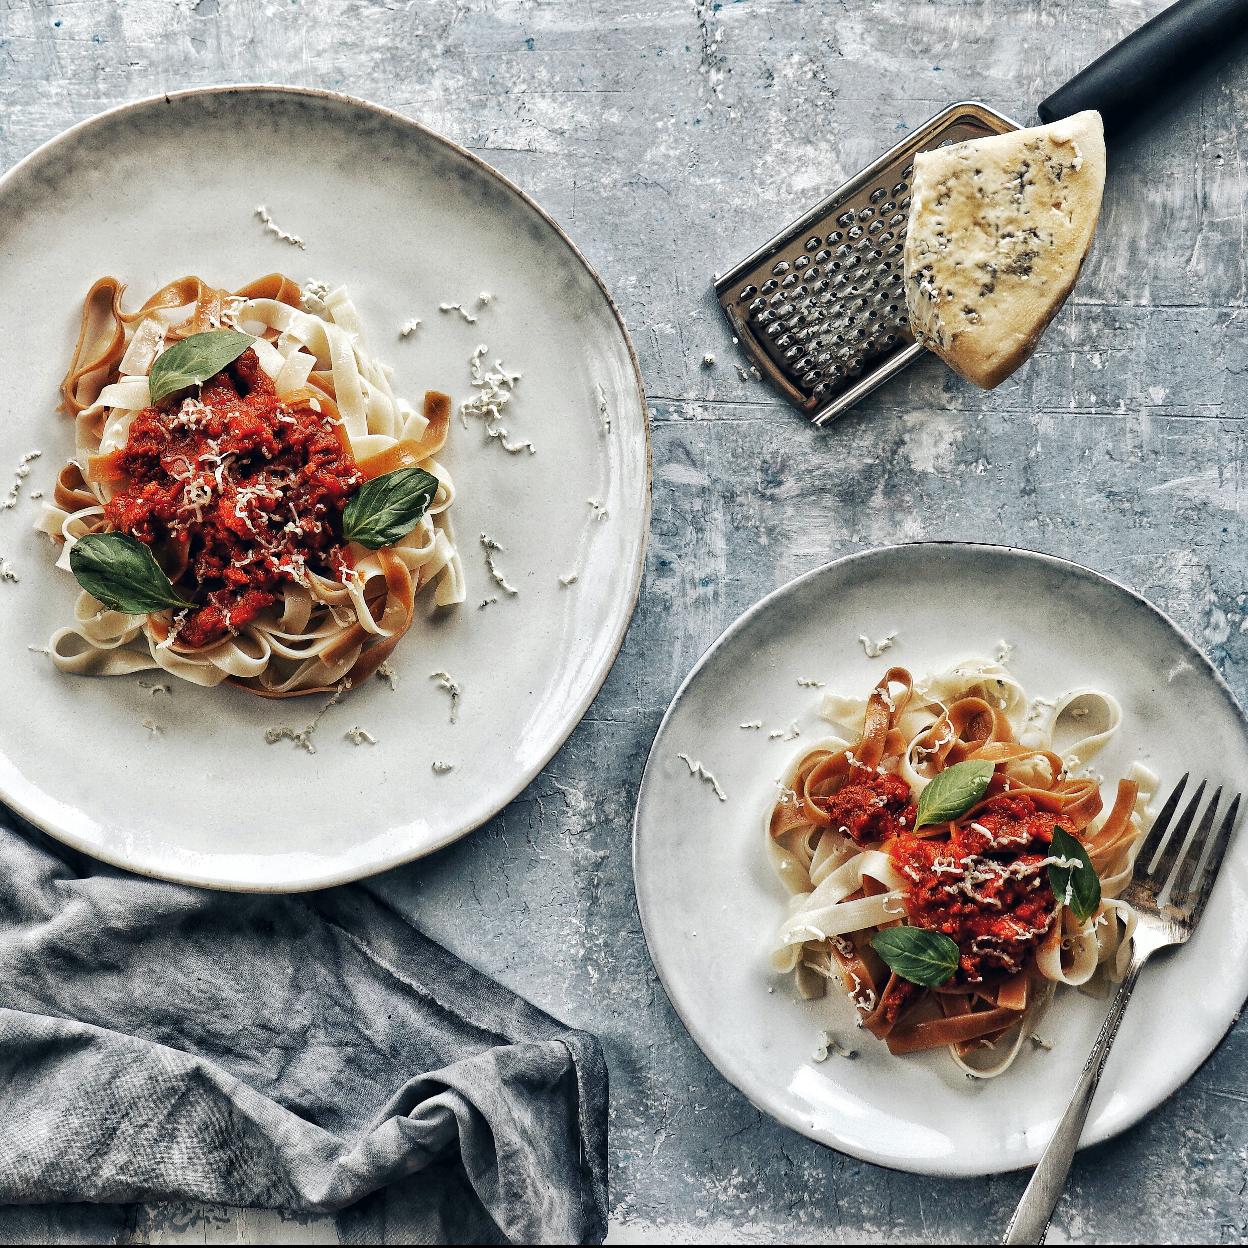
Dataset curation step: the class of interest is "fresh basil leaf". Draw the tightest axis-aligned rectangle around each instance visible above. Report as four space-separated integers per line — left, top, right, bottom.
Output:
1048 825 1101 923
342 467 439 550
69 533 194 615
148 329 254 405
871 926 960 987
914 758 996 829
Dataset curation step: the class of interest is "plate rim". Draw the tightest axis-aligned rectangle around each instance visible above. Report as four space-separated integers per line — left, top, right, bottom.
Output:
0 83 652 893
632 539 1248 1176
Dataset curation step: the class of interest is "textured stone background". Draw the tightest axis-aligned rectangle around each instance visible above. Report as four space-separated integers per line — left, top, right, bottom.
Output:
1 0 1246 1242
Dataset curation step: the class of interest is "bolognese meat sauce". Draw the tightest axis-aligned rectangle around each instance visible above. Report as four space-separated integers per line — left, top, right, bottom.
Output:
100 349 362 649
816 769 916 845
888 795 1074 984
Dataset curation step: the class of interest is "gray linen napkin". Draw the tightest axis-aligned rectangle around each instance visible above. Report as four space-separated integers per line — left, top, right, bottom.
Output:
0 811 608 1245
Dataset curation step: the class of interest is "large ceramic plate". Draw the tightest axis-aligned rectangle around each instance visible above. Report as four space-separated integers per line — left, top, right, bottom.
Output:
633 543 1248 1175
0 87 648 891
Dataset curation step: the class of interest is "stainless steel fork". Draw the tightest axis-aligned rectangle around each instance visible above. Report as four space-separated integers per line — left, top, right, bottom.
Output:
1003 774 1242 1244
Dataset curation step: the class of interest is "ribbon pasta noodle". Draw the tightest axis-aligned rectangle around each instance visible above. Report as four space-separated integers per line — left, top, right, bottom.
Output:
767 659 1156 1078
38 274 465 695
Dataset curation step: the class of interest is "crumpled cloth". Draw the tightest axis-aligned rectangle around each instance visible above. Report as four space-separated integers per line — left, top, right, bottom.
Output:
0 812 607 1244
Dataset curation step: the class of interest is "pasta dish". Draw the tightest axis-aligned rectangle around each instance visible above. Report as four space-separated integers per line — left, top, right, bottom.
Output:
38 274 464 695
767 659 1155 1077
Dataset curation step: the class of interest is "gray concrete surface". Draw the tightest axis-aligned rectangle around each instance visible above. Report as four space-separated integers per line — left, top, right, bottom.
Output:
1 0 1246 1242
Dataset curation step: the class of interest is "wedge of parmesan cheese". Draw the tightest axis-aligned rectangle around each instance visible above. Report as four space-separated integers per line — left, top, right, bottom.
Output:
903 110 1106 389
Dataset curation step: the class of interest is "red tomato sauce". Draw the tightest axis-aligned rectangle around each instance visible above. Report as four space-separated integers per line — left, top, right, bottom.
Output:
101 349 362 649
887 795 1074 984
816 769 916 845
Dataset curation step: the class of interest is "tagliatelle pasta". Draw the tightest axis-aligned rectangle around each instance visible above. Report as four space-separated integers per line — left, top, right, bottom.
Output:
37 274 465 695
767 658 1156 1078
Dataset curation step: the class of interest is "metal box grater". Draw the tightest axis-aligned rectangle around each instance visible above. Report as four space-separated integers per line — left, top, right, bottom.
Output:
714 102 1018 426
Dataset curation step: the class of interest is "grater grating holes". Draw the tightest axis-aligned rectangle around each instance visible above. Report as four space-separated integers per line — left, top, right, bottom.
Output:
715 104 1018 420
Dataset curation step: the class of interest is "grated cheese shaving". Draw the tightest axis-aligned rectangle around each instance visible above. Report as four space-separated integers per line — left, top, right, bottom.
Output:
264 681 349 754
430 670 461 723
460 345 532 453
254 205 305 249
480 533 519 595
345 726 377 746
439 302 479 324
676 752 728 801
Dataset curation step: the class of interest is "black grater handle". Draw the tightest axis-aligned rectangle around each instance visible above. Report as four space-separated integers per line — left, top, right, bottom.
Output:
1038 0 1248 137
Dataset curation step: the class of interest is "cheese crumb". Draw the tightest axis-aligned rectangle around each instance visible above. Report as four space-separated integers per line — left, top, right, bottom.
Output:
812 1031 858 1062
739 720 763 730
596 382 612 434
254 205 306 249
797 677 825 688
701 353 715 367
375 662 398 691
432 760 455 774
0 557 17 584
858 632 897 659
345 726 377 746
3 449 41 510
399 318 422 339
301 279 331 312
479 595 499 609
559 573 578 587
588 498 609 521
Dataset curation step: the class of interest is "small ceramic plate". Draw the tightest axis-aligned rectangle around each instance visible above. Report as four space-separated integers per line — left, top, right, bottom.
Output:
633 543 1248 1176
0 87 648 891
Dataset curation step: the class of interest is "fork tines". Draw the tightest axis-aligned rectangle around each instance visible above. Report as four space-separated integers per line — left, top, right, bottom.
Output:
1133 773 1241 920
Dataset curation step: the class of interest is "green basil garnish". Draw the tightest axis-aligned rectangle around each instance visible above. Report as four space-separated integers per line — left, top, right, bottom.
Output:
914 758 996 829
69 533 194 615
342 467 439 550
1048 826 1101 923
148 329 254 405
871 926 960 987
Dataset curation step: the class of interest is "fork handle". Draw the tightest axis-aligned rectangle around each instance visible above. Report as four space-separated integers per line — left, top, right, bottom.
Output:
1002 952 1148 1244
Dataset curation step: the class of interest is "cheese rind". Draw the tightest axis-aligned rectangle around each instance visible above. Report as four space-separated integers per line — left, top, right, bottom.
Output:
903 111 1106 389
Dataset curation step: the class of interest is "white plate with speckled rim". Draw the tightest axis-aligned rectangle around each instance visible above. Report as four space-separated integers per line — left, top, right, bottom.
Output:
0 86 649 891
633 543 1248 1177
